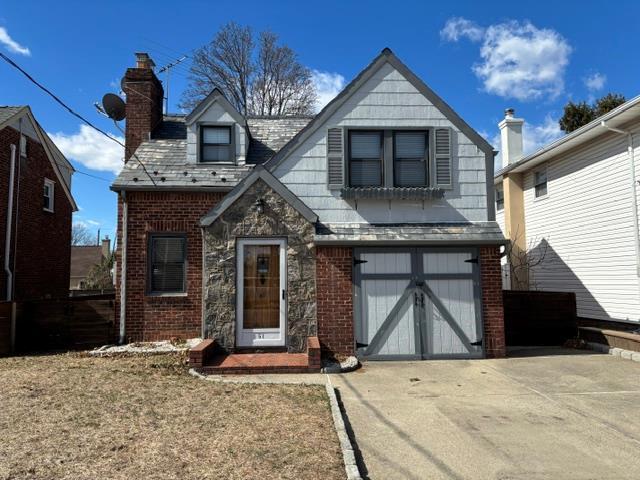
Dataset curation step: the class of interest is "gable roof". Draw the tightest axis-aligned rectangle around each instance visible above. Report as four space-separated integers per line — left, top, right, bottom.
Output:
0 106 77 211
200 164 318 226
265 48 494 172
245 116 313 164
184 88 246 126
495 94 640 181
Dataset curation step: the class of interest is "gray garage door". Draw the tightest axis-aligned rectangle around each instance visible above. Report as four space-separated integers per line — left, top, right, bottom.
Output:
354 248 483 360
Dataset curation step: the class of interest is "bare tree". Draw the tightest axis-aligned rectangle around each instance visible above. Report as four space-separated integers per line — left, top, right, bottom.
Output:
250 32 316 116
504 227 549 290
72 223 94 246
180 23 316 116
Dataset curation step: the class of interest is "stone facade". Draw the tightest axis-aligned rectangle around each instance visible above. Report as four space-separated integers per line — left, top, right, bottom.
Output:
203 179 316 353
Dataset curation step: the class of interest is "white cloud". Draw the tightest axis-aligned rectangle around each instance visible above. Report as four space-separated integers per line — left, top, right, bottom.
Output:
311 70 345 112
441 18 571 102
49 125 124 174
492 114 563 168
583 72 606 92
0 26 30 56
440 17 484 42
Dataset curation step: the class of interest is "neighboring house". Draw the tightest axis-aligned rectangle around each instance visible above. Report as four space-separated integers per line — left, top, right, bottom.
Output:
112 50 506 360
70 237 111 291
495 98 640 325
0 106 77 302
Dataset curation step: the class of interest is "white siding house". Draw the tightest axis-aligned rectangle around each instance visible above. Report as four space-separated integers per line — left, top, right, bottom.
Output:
495 98 640 323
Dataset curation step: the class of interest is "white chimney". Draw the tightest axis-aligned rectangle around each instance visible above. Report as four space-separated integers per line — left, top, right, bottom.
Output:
499 108 524 168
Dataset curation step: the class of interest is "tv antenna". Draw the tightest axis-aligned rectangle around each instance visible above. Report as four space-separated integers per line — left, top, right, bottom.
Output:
158 55 188 114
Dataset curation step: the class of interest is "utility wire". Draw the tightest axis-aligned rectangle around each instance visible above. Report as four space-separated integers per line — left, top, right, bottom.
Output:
0 51 156 186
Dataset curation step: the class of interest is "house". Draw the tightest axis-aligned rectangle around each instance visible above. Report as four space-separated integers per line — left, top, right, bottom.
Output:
70 237 112 291
0 106 77 302
112 49 506 364
495 98 640 326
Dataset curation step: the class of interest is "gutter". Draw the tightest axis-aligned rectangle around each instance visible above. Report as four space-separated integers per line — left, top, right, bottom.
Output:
119 191 128 344
601 121 640 278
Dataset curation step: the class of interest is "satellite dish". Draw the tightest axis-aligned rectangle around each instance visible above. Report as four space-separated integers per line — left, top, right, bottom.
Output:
102 93 126 121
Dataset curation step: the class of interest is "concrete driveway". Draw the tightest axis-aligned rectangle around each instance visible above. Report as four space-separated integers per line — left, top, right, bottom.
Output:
332 348 640 480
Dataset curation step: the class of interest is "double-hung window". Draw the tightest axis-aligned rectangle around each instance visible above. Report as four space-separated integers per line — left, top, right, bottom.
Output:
534 168 548 198
43 179 55 212
348 131 383 187
148 234 187 294
495 185 504 211
393 131 428 187
200 126 232 163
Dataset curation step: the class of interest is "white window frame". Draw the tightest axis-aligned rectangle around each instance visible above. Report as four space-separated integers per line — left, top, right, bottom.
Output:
43 178 55 213
534 167 548 199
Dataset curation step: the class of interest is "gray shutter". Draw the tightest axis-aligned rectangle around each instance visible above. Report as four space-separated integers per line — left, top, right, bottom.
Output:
434 128 453 188
327 127 344 189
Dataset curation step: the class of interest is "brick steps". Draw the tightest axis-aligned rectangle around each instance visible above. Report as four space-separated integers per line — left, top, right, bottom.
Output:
197 352 319 375
189 336 322 375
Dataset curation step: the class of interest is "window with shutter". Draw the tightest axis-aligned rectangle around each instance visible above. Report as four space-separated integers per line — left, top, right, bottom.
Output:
348 131 383 187
148 235 187 294
327 127 344 189
434 128 453 188
393 131 428 187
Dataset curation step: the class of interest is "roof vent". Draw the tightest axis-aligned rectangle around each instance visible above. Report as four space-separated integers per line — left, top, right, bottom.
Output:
505 108 515 118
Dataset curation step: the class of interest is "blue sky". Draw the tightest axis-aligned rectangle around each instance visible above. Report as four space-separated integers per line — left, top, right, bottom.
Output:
2 0 640 242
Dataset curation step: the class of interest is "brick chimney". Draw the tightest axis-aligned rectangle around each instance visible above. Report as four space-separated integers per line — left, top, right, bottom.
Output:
101 236 111 258
122 53 164 161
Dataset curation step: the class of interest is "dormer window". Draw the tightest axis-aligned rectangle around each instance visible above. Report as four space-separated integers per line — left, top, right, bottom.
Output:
200 125 233 163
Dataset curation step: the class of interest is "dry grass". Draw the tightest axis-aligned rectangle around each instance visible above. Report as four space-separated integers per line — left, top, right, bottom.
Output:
0 353 344 480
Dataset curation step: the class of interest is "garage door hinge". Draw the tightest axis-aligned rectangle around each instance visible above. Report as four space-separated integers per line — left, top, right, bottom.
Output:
465 257 479 264
354 258 368 266
470 338 483 346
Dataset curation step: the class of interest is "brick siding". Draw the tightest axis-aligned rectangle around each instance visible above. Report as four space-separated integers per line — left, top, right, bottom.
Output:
0 126 72 301
316 246 354 358
480 245 506 358
115 191 224 342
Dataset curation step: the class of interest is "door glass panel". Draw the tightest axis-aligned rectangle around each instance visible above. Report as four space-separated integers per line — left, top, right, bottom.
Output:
243 245 280 329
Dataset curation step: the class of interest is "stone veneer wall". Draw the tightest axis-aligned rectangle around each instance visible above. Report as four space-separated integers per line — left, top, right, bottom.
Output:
203 179 316 353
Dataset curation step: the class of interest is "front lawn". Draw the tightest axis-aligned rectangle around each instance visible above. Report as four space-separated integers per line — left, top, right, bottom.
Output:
0 353 344 480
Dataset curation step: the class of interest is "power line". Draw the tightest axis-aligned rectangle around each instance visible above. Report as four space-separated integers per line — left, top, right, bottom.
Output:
0 51 156 186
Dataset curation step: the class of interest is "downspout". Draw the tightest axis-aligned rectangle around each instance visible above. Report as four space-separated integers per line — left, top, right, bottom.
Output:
5 144 16 301
600 121 640 279
5 144 17 352
119 191 128 344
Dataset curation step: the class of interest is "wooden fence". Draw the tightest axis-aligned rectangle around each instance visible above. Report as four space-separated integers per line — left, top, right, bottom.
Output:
503 290 577 346
14 294 115 353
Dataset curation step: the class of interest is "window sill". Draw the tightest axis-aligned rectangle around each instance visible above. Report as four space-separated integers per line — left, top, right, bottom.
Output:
146 292 188 299
340 186 445 200
43 208 54 213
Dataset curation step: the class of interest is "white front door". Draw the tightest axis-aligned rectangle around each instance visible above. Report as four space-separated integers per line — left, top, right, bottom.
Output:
236 238 286 347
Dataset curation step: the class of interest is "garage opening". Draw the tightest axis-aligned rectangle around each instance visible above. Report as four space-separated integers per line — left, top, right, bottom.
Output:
354 248 483 360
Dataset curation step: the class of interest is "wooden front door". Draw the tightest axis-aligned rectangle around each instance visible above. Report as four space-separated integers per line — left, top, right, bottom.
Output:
236 238 286 347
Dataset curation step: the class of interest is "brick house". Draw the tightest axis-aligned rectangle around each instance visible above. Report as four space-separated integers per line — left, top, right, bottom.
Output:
112 50 506 366
0 106 77 302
